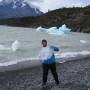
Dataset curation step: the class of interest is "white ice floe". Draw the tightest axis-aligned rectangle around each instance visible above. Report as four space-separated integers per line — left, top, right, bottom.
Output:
36 24 71 36
0 40 20 52
80 40 87 44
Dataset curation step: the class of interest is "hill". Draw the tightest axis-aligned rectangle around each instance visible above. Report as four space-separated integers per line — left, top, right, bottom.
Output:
0 6 90 33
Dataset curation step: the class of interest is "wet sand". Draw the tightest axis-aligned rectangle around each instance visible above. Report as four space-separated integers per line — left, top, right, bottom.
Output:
0 56 90 90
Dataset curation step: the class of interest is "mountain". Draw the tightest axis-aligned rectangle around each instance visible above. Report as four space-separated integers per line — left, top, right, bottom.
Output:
0 0 43 19
0 6 90 33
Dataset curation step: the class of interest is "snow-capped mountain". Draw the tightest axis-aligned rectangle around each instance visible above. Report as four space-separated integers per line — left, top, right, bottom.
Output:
0 0 43 19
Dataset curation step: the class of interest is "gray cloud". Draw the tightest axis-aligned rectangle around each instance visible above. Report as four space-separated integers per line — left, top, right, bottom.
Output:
26 0 90 13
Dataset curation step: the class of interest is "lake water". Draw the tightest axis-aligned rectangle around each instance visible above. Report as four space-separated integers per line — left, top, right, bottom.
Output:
0 25 90 66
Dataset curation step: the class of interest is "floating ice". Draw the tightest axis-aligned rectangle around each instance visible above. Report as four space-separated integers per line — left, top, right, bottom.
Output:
11 40 20 52
59 24 71 33
80 40 87 44
46 27 57 33
0 40 20 51
46 27 64 35
36 26 46 32
36 24 71 36
46 27 57 34
47 30 65 36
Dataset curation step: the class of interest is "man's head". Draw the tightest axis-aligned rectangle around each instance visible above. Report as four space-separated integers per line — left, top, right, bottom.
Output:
42 39 47 47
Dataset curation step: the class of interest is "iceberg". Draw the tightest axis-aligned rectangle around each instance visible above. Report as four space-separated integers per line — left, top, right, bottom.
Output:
47 29 64 36
36 24 71 36
48 31 65 36
46 27 57 33
36 26 46 32
59 24 71 33
46 27 64 36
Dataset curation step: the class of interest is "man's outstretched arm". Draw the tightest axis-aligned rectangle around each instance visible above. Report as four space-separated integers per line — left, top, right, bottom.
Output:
51 46 59 52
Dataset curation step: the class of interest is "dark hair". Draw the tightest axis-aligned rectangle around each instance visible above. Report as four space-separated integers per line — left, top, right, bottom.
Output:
42 39 47 43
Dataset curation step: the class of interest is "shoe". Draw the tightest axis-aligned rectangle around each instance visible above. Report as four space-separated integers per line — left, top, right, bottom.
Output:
56 81 59 85
42 83 46 87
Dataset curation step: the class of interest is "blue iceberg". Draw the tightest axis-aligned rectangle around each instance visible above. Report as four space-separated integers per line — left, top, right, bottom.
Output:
46 27 57 33
59 24 71 33
46 27 64 36
36 24 71 36
36 26 46 32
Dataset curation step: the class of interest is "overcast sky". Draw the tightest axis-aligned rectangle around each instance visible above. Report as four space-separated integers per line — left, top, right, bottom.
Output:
0 0 90 12
26 0 90 13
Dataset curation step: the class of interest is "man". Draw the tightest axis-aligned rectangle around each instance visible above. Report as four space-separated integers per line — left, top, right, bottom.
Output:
38 39 59 86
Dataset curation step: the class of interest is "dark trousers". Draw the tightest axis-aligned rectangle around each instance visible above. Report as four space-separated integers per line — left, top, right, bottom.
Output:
42 63 59 84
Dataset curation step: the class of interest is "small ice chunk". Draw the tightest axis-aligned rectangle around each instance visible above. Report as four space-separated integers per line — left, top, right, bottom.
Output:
11 40 20 52
80 40 87 44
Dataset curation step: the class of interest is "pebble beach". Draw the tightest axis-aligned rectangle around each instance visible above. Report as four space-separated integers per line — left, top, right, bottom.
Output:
0 56 90 90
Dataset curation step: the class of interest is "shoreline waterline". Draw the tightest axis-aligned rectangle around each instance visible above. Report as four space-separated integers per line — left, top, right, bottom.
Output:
0 54 90 72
